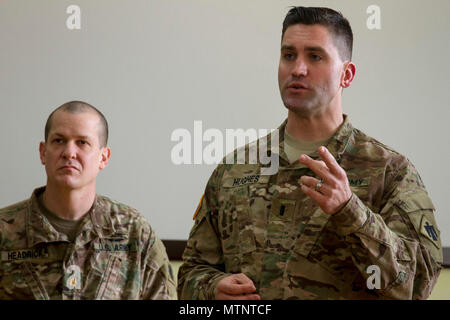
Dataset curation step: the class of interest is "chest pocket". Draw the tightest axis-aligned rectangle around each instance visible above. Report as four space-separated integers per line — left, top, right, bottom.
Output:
83 239 138 300
292 204 333 257
267 167 332 258
0 261 50 300
93 255 126 299
218 173 270 273
0 245 66 300
218 185 256 255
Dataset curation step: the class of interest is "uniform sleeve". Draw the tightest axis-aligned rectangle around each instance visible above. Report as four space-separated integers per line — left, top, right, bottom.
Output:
330 160 443 299
140 226 177 300
177 166 230 300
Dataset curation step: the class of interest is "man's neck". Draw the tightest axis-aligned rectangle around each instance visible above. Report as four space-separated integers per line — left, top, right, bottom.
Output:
42 184 96 221
286 104 344 142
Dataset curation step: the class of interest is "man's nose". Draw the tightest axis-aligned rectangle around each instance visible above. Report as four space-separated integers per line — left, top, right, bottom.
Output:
61 141 77 159
292 58 308 77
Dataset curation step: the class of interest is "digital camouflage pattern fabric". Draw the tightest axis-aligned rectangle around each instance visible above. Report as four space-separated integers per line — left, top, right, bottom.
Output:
0 187 176 300
178 115 443 300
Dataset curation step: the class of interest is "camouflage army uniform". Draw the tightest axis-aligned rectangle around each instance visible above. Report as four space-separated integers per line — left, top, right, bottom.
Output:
0 187 176 300
178 115 443 300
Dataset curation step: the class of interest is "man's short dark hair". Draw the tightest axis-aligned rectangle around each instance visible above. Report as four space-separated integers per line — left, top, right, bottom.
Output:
282 6 353 61
45 101 109 147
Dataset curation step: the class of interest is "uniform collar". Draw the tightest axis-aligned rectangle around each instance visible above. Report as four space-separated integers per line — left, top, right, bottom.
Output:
276 114 354 167
26 187 116 247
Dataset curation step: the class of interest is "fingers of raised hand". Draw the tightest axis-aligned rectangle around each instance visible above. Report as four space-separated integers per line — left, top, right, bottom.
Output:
317 146 347 179
299 155 331 181
300 175 330 195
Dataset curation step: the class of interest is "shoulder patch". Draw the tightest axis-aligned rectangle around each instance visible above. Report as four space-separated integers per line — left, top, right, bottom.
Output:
193 194 204 220
420 215 441 249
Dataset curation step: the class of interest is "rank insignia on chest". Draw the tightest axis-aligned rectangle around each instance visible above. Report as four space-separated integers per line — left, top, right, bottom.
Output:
270 198 296 221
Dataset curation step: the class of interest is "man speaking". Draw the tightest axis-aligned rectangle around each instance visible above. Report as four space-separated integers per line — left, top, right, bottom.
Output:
178 7 443 300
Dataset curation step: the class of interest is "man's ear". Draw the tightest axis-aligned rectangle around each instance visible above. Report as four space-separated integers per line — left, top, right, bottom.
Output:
341 61 356 88
99 147 111 170
39 142 46 165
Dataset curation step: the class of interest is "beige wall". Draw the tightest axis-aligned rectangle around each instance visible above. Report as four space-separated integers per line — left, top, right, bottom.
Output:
1 1 449 245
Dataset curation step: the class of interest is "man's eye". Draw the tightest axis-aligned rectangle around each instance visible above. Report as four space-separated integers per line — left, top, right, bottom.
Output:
283 53 295 60
310 54 322 61
53 139 63 144
78 140 88 145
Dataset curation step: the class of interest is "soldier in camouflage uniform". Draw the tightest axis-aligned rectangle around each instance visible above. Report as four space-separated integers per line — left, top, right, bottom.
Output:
0 101 175 299
177 7 442 300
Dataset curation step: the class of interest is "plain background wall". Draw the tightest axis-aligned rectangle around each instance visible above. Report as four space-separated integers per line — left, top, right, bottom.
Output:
1 0 449 245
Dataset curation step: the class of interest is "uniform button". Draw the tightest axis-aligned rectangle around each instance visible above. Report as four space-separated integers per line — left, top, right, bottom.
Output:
397 271 407 283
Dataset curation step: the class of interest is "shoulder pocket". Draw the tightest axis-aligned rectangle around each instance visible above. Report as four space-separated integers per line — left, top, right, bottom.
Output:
395 190 442 264
395 190 435 212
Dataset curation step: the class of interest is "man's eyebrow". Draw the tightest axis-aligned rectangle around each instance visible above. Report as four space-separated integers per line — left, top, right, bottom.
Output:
281 45 296 51
50 133 65 138
304 46 327 54
50 133 91 140
281 45 327 54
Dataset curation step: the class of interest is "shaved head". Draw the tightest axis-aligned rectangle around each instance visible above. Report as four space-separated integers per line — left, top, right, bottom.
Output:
45 101 109 147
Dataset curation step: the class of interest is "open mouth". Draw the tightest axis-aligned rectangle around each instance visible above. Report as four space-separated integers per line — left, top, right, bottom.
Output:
288 83 308 90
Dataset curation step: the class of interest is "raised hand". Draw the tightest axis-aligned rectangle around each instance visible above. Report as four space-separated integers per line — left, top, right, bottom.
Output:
299 146 352 215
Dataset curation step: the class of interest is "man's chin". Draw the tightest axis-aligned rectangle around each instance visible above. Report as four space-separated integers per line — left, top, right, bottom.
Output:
52 177 80 190
284 101 316 116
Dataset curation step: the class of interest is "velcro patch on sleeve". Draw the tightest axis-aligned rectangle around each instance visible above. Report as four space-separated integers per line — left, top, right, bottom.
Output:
420 215 441 249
